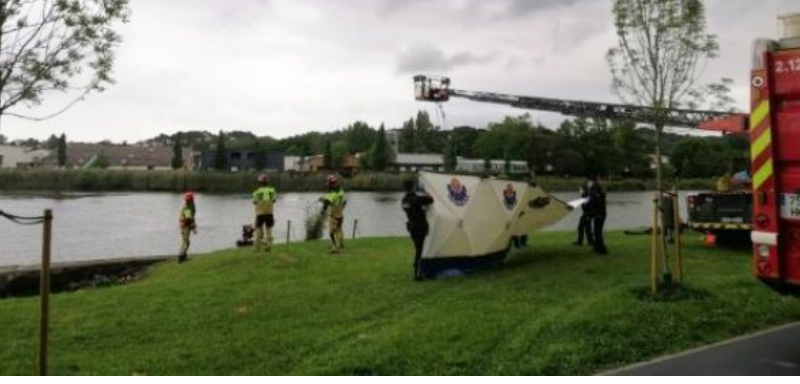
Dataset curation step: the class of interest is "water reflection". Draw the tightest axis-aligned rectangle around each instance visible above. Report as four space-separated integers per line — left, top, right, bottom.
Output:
0 191 691 267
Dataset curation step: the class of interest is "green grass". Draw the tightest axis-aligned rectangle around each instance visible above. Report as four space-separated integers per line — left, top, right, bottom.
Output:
1 231 799 375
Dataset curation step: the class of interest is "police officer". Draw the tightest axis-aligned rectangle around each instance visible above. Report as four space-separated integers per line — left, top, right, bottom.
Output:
586 176 608 255
401 178 433 280
320 175 346 253
253 173 277 252
178 191 197 263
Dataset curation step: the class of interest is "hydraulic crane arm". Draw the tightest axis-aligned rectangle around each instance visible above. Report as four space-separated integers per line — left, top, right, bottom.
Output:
413 75 748 133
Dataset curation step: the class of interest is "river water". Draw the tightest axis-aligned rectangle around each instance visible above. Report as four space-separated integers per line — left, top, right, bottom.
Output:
0 191 692 268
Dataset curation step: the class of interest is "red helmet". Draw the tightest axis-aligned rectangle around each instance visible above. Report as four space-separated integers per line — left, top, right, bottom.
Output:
326 174 338 187
257 173 269 184
183 191 195 201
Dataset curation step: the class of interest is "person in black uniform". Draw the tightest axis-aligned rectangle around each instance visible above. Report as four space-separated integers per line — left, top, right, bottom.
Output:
586 176 608 255
401 178 434 281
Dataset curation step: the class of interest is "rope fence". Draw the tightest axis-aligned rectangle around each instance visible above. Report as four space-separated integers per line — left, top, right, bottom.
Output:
0 209 53 376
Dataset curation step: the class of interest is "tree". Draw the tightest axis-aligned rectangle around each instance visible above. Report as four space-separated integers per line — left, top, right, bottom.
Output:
450 126 481 158
529 126 557 174
172 132 184 169
368 124 392 171
44 134 59 149
473 114 533 161
331 139 350 170
503 146 511 175
610 121 652 177
253 138 266 171
398 117 416 153
323 140 333 170
607 0 724 192
57 133 66 168
553 149 585 177
443 135 457 172
344 121 376 153
92 150 109 169
214 131 227 171
397 111 443 154
0 0 130 135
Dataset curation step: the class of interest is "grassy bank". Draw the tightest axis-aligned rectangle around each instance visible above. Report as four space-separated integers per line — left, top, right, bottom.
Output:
0 169 716 193
1 231 798 375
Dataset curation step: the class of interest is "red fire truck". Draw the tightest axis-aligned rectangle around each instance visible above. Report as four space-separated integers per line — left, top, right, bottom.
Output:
747 18 800 289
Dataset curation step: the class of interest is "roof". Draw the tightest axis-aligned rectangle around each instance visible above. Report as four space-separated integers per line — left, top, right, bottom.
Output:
0 146 52 168
393 153 443 165
40 143 175 168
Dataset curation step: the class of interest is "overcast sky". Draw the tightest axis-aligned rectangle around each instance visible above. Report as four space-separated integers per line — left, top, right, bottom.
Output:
3 0 799 142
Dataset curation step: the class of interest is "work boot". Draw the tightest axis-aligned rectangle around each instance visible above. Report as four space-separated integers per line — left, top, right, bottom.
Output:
178 254 188 263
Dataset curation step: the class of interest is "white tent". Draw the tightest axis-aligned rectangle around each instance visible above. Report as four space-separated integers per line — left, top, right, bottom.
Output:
418 172 572 278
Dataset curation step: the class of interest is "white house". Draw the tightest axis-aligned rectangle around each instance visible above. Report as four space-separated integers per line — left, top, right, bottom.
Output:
0 145 51 169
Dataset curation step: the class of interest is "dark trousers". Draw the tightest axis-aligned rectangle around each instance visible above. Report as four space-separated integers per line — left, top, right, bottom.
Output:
576 213 594 245
592 215 607 254
408 222 428 279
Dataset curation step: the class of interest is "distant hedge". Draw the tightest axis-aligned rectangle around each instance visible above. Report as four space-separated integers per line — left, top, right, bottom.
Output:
0 169 716 193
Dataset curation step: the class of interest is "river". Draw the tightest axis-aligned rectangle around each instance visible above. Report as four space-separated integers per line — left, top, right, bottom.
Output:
0 191 692 268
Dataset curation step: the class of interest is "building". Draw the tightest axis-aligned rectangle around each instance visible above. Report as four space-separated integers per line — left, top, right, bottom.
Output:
0 145 51 169
284 156 308 172
304 154 361 173
38 143 184 170
390 153 444 172
193 150 284 172
456 159 530 175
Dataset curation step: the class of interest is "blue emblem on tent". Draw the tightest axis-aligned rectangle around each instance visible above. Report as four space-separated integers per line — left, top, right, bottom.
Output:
503 184 517 210
447 178 469 206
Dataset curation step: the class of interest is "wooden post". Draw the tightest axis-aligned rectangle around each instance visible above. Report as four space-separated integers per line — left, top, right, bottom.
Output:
352 219 358 239
651 194 659 295
39 209 53 376
286 220 291 244
673 189 684 284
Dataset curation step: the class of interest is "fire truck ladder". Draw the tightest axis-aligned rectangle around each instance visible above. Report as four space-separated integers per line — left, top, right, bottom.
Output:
413 75 746 132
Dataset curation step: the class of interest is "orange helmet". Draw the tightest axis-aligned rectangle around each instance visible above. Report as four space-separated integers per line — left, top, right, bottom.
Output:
326 174 338 187
183 191 195 202
257 173 269 184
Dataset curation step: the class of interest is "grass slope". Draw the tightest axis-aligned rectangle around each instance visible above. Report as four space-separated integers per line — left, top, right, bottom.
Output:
1 232 799 375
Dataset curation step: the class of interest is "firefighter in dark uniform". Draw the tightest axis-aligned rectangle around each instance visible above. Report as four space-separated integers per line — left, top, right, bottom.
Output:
401 179 434 280
178 191 197 263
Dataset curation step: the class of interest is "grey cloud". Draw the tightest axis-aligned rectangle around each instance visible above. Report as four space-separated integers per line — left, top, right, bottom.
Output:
506 0 592 16
397 44 495 74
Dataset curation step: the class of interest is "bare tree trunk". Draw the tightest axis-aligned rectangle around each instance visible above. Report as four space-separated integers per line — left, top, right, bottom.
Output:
654 121 673 286
654 123 663 194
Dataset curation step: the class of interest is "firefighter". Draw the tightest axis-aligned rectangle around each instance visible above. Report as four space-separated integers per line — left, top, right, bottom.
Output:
252 173 277 252
178 191 197 263
716 172 733 192
401 178 434 280
319 175 346 253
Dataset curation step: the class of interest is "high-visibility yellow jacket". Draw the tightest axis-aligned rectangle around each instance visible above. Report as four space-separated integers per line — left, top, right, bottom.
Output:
180 204 196 228
253 186 277 215
324 188 346 218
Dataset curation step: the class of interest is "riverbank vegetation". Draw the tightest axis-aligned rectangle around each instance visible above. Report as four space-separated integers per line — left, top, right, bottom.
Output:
0 169 717 193
1 232 798 375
